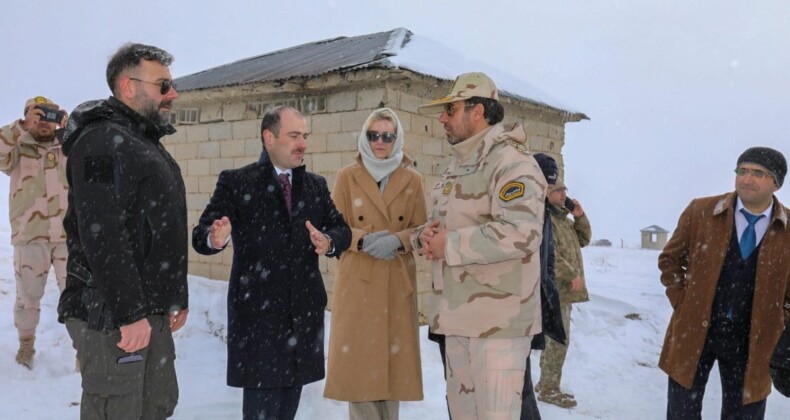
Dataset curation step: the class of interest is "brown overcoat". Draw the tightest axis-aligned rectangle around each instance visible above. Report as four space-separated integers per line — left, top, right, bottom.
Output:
324 154 427 402
658 192 790 404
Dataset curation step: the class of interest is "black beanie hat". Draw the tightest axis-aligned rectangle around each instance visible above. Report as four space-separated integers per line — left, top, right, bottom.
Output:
737 147 787 188
534 153 558 185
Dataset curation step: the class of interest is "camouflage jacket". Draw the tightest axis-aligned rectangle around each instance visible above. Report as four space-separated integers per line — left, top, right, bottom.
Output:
0 120 68 245
412 123 545 339
548 205 591 303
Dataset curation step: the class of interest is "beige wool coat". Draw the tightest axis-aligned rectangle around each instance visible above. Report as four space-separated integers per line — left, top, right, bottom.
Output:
324 153 427 402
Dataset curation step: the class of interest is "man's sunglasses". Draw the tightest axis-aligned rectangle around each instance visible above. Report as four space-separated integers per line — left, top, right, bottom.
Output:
129 78 177 95
444 102 476 117
366 131 397 144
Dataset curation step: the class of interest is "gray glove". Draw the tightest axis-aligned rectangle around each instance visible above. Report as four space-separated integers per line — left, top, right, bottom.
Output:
362 233 403 260
361 230 390 249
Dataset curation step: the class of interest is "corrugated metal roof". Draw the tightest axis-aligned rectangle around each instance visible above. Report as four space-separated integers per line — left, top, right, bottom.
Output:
173 27 586 119
175 29 404 91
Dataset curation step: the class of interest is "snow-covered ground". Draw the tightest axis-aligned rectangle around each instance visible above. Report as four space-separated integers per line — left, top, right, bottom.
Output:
2 232 789 419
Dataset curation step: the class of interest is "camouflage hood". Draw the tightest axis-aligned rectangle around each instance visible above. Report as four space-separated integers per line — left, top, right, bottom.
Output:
62 97 175 156
449 122 527 168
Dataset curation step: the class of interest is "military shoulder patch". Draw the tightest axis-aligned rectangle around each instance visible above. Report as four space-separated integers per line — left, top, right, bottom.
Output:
499 181 525 202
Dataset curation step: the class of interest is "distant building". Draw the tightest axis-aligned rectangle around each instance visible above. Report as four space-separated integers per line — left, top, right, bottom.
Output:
641 225 669 250
167 28 587 319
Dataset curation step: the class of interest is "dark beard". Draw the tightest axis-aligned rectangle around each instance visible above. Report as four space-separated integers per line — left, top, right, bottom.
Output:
140 102 171 126
32 132 56 143
134 89 172 126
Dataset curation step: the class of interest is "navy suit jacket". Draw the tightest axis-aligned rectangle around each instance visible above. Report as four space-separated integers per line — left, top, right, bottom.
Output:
192 151 351 388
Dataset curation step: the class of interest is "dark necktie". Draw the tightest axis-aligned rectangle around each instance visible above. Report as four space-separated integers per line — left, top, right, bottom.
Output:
739 209 764 259
279 173 292 215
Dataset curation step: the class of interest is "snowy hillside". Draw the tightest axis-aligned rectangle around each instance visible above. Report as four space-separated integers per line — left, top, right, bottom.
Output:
2 234 789 419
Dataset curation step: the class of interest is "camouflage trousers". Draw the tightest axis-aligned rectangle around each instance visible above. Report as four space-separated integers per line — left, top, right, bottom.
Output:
538 302 572 390
13 242 67 338
445 335 531 420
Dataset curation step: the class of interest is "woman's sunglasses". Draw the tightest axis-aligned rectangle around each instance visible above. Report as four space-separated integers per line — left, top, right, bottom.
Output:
366 131 397 144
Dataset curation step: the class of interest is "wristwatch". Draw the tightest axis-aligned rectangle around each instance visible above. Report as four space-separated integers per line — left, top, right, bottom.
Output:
323 233 335 254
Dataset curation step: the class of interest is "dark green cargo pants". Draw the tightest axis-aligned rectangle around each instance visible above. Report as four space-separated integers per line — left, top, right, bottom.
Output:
66 315 178 420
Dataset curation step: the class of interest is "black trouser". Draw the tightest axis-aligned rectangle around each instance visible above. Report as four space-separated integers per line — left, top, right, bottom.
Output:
431 331 452 420
66 315 178 420
667 323 766 420
520 357 541 419
242 386 302 420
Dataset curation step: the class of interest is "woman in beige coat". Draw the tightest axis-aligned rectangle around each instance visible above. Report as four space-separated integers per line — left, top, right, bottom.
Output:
324 108 427 419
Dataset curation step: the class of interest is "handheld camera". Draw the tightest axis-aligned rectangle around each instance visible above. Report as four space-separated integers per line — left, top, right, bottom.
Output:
35 105 66 124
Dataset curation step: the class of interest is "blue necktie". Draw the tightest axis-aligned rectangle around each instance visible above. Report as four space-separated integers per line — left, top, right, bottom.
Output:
739 209 764 259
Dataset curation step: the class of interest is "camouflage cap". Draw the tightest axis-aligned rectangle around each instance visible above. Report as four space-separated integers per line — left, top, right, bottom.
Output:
418 72 499 115
551 179 566 190
23 96 59 115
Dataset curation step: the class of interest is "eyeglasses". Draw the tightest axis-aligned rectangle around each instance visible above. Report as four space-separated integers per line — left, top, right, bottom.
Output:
735 167 771 179
129 78 177 95
366 131 397 144
444 102 476 117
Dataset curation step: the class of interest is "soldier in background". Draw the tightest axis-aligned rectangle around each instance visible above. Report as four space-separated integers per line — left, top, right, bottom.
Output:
0 96 69 369
412 72 545 419
536 179 591 408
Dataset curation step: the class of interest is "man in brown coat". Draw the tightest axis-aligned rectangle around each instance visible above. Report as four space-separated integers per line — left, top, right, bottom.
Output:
659 146 790 419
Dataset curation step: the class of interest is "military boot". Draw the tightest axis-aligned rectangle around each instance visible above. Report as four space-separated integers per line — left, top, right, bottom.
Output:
537 387 577 408
15 337 36 369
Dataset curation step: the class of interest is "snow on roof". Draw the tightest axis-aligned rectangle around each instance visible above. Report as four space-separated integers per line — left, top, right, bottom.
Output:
640 225 669 233
175 28 586 120
389 32 585 116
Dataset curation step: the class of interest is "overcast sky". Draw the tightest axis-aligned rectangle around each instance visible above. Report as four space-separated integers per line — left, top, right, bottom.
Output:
2 0 788 244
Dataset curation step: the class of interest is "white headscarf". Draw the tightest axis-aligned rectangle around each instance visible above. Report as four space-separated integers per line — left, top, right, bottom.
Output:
358 108 405 192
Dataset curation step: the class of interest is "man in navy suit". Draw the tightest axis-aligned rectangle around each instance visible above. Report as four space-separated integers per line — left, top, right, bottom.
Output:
192 106 351 420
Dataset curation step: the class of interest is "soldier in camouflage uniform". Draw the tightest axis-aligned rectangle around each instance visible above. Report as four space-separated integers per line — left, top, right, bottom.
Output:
0 96 69 369
536 180 591 408
411 72 546 420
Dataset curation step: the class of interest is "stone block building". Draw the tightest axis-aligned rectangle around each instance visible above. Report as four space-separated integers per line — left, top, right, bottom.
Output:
641 225 669 250
167 28 587 320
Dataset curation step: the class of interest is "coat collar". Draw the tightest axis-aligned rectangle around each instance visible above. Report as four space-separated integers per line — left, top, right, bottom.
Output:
713 191 788 229
258 149 306 180
350 153 414 222
447 122 527 175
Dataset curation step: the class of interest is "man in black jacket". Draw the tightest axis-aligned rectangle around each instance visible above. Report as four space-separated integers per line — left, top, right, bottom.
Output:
57 43 188 420
192 106 351 420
